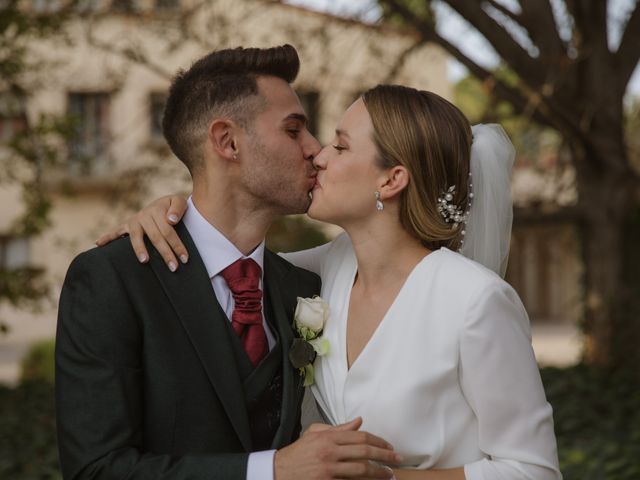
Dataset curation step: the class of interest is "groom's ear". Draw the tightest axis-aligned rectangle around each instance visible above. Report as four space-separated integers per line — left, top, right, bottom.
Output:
207 119 239 162
379 166 409 200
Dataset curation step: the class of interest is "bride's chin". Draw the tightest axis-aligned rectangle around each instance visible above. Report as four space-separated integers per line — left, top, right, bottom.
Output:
307 197 326 221
307 204 321 221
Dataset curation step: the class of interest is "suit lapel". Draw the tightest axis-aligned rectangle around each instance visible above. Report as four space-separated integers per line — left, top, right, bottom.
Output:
148 223 253 452
264 251 304 448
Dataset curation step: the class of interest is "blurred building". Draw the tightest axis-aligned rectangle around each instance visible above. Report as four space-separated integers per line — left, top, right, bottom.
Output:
0 0 450 382
508 138 583 327
507 135 584 365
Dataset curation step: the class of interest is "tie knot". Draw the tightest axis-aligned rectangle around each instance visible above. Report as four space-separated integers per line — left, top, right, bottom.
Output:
220 258 262 293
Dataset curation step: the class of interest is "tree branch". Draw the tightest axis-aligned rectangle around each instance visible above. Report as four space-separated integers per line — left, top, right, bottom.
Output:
382 38 428 83
381 0 589 155
570 0 609 57
383 2 549 120
616 1 640 89
440 0 545 87
518 0 567 56
83 22 173 80
484 0 521 25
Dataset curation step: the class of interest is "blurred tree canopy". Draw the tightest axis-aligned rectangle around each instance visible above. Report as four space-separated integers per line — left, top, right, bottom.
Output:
380 0 640 368
0 1 80 331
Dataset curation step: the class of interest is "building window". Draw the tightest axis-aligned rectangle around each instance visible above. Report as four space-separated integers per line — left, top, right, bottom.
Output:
156 0 179 10
31 0 62 12
297 91 319 137
112 0 136 12
0 91 28 142
75 0 102 12
149 92 166 142
67 92 111 176
0 236 30 270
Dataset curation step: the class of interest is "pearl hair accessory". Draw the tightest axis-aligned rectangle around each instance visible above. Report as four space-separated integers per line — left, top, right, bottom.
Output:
375 191 384 211
436 173 474 252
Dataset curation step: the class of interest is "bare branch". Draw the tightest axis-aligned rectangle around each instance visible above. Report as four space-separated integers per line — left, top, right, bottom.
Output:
83 21 173 80
382 0 588 151
382 39 428 83
570 0 609 55
383 2 550 120
440 0 545 87
617 2 640 89
485 0 521 25
518 0 567 56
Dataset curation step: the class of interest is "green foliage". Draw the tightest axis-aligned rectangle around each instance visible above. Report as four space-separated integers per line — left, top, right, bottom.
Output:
266 215 330 253
0 4 77 334
0 0 74 89
0 267 48 309
20 338 55 385
0 381 60 479
454 73 564 171
379 0 434 27
541 365 640 479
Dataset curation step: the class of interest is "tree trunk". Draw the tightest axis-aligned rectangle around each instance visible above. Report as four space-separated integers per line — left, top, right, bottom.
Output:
576 150 640 367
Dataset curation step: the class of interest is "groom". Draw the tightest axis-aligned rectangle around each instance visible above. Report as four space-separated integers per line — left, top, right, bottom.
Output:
55 45 398 479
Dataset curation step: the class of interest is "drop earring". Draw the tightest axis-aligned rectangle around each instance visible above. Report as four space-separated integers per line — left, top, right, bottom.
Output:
375 191 384 211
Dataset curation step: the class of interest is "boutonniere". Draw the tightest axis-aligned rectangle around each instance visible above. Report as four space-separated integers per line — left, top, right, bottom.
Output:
289 296 330 387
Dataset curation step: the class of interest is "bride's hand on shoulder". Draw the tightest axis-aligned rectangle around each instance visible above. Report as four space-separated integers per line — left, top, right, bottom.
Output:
95 194 188 271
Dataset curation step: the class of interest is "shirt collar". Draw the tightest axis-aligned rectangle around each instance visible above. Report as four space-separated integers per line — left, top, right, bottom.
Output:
183 196 265 279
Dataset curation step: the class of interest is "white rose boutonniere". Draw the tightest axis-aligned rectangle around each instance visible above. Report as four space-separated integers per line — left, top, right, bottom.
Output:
289 296 331 387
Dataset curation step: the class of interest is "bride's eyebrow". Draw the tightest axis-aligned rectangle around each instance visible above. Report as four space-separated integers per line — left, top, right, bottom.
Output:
335 128 350 139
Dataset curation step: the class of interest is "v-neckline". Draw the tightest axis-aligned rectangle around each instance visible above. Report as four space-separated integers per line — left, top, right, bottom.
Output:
342 249 440 374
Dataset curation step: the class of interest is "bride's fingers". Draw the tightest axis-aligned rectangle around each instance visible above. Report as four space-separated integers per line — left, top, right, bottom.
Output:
95 225 128 246
151 206 188 264
166 195 188 224
128 220 150 263
330 459 394 479
137 215 179 271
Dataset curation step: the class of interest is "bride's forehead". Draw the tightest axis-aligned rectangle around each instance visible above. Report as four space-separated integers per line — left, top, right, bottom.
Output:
338 101 372 135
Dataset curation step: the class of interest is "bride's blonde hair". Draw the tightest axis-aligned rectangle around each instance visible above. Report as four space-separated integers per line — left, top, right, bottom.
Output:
362 85 473 251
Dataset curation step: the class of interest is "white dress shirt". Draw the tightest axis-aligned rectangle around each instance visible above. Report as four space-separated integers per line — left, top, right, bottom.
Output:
281 233 562 480
183 197 276 480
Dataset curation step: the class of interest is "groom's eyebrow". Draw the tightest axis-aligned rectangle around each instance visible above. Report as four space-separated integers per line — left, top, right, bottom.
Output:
284 113 307 125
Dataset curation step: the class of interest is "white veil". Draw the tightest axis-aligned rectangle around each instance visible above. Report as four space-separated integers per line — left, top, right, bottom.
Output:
461 124 516 278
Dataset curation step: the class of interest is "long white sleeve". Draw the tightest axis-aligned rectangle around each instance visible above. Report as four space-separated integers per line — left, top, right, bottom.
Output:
460 282 562 480
278 241 334 275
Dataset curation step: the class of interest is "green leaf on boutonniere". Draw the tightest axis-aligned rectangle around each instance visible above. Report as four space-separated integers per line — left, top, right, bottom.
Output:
289 338 317 369
303 364 315 387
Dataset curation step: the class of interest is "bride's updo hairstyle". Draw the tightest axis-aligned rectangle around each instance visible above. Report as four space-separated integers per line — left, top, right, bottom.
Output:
362 85 473 251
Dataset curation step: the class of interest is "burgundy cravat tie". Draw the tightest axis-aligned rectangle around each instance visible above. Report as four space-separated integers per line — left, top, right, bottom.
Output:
220 258 268 367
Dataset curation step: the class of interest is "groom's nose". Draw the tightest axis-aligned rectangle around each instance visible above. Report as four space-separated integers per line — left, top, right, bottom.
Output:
302 131 322 162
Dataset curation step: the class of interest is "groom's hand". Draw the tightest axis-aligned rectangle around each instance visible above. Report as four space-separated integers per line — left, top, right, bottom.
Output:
275 417 400 480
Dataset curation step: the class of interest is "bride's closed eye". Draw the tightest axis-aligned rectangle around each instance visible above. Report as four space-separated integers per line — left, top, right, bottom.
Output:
332 144 347 153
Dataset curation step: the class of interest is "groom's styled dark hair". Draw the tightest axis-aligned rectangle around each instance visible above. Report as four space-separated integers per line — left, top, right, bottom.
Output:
162 44 300 173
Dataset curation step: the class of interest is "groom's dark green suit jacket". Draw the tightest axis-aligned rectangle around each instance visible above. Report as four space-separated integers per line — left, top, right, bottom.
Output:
55 223 321 479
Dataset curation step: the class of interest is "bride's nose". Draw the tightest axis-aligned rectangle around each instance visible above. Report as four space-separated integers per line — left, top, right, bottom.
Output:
313 146 329 170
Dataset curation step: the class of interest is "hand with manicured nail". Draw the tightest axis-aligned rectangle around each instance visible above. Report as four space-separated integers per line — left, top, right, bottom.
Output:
96 194 189 271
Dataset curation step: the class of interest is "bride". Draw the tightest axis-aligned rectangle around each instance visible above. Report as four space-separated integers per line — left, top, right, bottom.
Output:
98 85 562 479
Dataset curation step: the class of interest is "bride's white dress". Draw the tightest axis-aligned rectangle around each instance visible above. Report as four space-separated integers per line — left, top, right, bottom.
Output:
282 233 562 480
